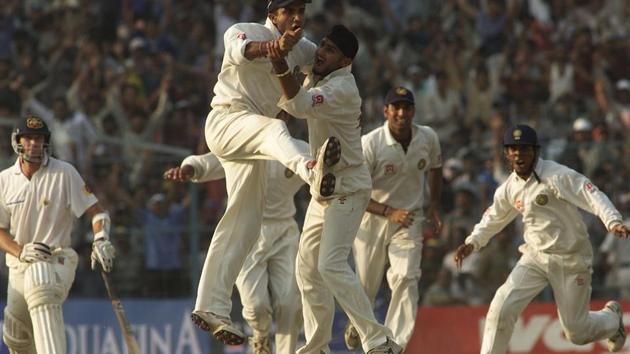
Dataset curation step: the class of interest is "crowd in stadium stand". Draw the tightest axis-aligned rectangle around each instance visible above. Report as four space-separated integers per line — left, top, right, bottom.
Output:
0 0 630 304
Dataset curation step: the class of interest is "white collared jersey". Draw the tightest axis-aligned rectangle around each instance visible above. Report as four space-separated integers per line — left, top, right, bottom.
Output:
278 65 372 195
465 159 622 256
362 122 442 213
0 158 98 253
183 151 305 220
211 18 316 118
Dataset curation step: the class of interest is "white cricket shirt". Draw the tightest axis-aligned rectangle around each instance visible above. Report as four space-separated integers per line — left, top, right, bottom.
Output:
211 18 316 118
465 159 622 257
278 65 372 195
0 157 98 263
183 151 304 220
362 122 442 213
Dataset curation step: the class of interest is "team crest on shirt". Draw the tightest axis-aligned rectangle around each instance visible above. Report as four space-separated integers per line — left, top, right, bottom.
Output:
41 198 50 207
26 117 44 129
535 194 548 205
284 168 295 178
384 164 395 176
312 94 324 106
417 159 426 170
83 184 93 195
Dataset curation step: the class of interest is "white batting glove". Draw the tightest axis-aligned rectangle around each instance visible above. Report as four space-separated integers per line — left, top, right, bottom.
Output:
19 242 52 263
91 237 116 273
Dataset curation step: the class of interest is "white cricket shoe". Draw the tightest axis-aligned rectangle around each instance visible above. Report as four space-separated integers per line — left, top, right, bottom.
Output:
307 137 341 198
191 310 245 345
605 301 626 352
249 335 271 354
366 337 403 354
344 322 361 351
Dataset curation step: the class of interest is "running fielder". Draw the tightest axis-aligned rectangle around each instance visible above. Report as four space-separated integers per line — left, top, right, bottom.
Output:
0 115 116 354
344 87 443 351
455 124 630 353
163 149 305 354
193 0 341 344
268 24 402 354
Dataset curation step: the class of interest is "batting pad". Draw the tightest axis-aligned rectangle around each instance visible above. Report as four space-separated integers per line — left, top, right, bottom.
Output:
23 262 66 354
2 309 36 354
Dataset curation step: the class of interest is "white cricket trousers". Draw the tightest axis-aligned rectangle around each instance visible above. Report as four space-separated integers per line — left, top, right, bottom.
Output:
296 190 391 354
236 218 302 354
481 251 619 354
3 249 77 354
353 214 423 350
195 107 312 317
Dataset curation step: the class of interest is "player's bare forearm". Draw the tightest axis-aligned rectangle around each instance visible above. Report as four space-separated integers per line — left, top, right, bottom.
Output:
0 228 22 258
244 41 270 61
366 199 414 227
268 42 300 99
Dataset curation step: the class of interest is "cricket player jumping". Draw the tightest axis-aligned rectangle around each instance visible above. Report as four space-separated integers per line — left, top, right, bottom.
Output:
193 0 342 345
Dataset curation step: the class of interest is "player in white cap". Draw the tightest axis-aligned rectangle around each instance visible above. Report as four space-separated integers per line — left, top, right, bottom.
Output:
193 0 343 345
344 86 443 351
267 24 402 354
163 148 305 354
0 115 116 354
455 124 630 353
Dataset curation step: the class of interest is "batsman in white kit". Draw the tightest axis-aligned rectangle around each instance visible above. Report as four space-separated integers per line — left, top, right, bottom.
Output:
0 116 116 354
193 0 343 345
344 87 443 351
455 124 630 353
163 149 306 354
268 24 402 354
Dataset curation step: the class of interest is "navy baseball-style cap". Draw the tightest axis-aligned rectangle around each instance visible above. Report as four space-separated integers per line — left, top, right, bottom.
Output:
503 124 539 146
268 0 311 12
385 87 415 105
14 115 51 138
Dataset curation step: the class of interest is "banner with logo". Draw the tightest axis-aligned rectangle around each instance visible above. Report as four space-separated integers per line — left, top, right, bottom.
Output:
407 300 630 354
1 299 628 353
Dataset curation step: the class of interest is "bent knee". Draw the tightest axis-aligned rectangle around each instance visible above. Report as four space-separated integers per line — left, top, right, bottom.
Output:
564 327 591 345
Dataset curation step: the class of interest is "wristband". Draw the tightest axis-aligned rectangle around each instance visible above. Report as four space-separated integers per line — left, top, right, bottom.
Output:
275 67 292 77
383 205 390 217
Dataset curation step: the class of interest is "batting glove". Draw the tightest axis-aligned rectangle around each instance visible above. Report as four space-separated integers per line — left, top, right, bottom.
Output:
19 242 52 263
91 237 116 273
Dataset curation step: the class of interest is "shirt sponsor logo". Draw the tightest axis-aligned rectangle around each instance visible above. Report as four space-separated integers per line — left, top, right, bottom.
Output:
41 198 50 206
312 94 324 106
284 168 295 178
584 181 598 193
236 32 246 40
384 164 395 175
417 159 427 170
535 194 548 205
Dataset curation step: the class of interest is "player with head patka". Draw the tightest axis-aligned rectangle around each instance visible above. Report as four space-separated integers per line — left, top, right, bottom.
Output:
454 124 630 353
268 24 402 354
0 115 116 354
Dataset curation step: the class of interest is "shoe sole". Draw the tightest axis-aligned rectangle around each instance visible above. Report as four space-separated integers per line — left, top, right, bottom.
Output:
191 313 245 345
323 137 341 167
